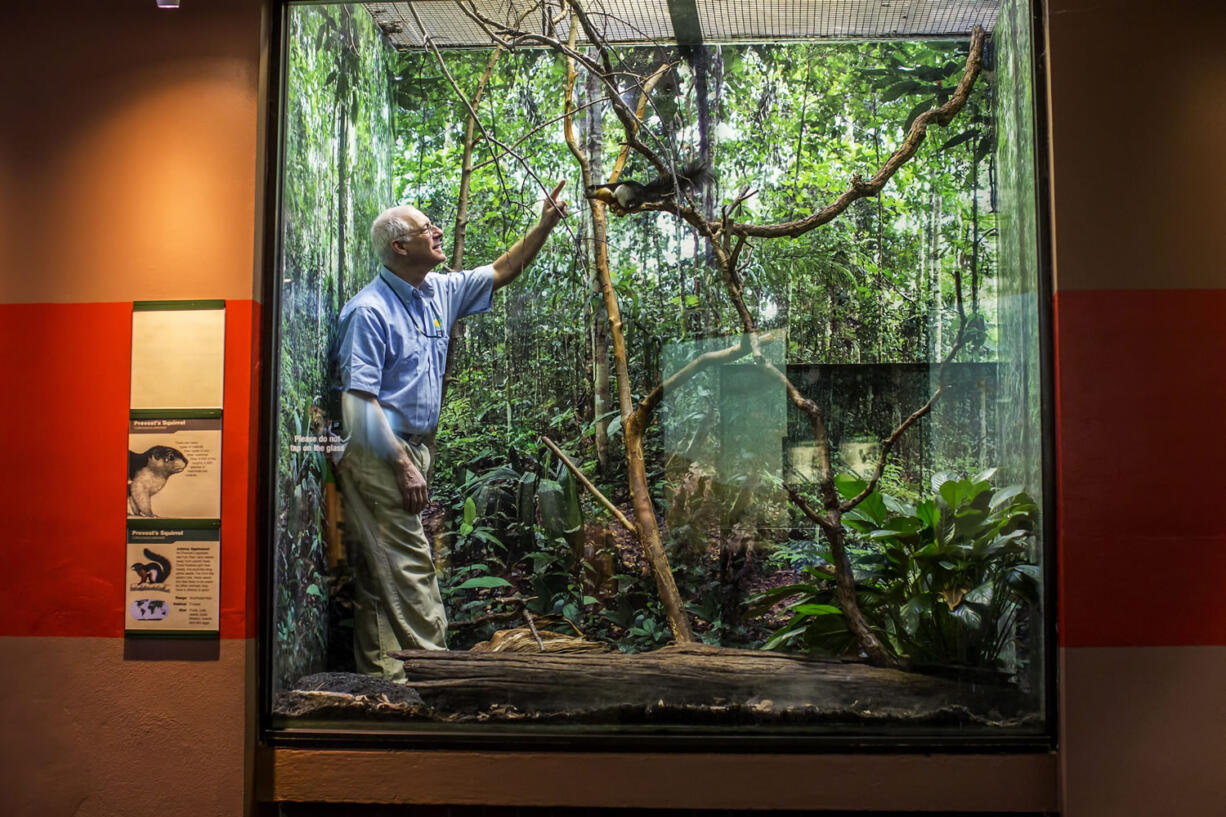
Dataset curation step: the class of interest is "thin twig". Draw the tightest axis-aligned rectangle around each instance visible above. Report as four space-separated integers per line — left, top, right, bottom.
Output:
447 606 525 630
471 97 605 171
522 607 547 651
447 594 538 630
410 2 578 243
561 615 586 637
839 315 969 513
632 331 777 426
539 434 636 534
782 482 836 536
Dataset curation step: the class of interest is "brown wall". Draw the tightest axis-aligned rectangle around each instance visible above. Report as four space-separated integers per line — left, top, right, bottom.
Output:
1046 1 1226 815
2 0 1224 814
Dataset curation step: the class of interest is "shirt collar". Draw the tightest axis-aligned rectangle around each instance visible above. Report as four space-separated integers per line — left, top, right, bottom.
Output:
380 266 435 301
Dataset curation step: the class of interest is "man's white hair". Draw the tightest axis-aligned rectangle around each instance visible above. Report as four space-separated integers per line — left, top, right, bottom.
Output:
370 207 414 267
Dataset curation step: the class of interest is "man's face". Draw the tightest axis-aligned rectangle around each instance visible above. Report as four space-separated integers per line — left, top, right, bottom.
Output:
391 206 445 269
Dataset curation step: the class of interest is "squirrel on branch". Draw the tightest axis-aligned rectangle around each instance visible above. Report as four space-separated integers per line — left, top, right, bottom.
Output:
585 160 713 212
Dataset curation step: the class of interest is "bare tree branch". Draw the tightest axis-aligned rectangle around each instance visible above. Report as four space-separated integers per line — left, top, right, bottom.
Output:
838 315 970 513
409 3 580 242
782 483 836 536
539 434 636 534
617 27 986 246
726 26 986 238
630 330 780 429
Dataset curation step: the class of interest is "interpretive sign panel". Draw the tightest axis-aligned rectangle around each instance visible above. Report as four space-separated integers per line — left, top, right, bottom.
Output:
127 417 222 520
124 526 220 636
130 301 226 410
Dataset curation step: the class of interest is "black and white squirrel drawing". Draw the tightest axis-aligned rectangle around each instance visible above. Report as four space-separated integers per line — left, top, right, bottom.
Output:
130 548 171 584
127 445 188 517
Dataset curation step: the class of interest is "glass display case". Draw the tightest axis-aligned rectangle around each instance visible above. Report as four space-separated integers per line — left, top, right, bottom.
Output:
263 0 1052 747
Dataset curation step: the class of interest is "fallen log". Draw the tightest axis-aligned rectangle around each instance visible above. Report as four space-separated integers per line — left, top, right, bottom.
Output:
382 643 1027 725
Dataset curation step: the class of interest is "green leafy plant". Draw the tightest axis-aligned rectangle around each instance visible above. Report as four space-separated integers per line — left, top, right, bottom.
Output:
454 495 507 554
752 469 1040 670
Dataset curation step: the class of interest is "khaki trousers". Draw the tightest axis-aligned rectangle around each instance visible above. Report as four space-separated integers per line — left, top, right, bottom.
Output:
338 439 446 681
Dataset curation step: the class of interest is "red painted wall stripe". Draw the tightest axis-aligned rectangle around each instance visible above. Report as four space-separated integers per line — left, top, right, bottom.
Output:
221 298 259 640
1056 288 1226 647
0 300 257 638
8 289 1222 648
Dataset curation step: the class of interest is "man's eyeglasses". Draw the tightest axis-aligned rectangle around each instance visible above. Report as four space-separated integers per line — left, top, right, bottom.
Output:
406 220 442 237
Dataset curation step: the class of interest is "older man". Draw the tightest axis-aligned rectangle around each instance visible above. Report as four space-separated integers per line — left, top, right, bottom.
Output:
333 183 568 679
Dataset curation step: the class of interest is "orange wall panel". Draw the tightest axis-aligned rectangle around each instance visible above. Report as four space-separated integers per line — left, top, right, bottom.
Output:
0 0 265 304
0 302 131 638
0 300 257 639
221 298 260 639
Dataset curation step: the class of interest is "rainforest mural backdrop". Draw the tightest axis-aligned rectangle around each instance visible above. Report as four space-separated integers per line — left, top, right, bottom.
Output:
270 0 1047 736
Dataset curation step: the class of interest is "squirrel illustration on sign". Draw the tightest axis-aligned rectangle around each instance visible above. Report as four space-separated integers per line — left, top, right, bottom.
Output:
130 548 171 584
127 445 188 517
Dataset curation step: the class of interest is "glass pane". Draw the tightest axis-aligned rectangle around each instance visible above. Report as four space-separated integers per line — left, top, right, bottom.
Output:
270 0 1047 740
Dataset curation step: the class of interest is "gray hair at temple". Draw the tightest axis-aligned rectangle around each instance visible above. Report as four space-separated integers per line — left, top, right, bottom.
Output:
370 207 413 267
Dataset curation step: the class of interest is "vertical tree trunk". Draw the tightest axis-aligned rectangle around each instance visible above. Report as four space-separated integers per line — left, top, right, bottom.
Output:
927 182 943 357
621 372 694 643
584 68 612 476
588 149 692 643
440 49 501 407
563 46 694 643
969 136 981 316
871 97 886 361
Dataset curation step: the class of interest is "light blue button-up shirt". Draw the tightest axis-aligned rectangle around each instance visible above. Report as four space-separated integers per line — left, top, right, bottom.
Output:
334 265 494 435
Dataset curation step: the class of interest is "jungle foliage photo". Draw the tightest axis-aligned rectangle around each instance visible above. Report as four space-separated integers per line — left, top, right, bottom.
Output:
270 0 1048 737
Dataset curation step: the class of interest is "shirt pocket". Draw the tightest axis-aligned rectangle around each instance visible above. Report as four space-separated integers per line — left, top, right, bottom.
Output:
429 332 449 375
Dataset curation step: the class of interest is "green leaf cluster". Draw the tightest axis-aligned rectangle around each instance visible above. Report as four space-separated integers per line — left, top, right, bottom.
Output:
753 470 1041 670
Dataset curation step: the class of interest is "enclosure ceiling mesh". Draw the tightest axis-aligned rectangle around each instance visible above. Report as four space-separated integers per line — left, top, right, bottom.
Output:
363 1 1000 49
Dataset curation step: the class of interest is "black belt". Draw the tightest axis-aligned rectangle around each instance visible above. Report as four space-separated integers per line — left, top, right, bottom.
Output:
396 430 428 446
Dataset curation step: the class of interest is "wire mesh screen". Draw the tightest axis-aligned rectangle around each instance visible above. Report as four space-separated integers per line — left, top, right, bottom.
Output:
364 0 999 49
698 0 999 41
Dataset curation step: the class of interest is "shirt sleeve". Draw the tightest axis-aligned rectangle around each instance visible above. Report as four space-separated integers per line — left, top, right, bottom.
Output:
447 264 495 323
335 306 386 395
